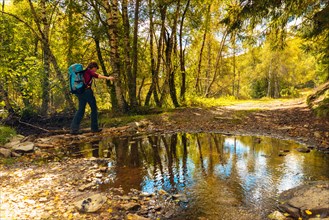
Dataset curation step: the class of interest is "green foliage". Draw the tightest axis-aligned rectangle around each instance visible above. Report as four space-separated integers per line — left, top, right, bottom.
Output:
280 87 300 98
313 98 329 118
0 126 16 146
250 78 267 98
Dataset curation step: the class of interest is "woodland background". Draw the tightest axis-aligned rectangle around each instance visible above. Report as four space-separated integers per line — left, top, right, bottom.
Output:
1 0 328 117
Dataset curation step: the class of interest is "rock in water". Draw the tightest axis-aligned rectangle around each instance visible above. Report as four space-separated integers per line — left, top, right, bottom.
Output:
278 181 329 218
127 214 149 220
268 211 286 220
296 147 311 153
74 194 107 213
13 142 35 152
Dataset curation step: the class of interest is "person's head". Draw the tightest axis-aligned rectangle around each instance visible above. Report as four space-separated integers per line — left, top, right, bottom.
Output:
87 62 99 71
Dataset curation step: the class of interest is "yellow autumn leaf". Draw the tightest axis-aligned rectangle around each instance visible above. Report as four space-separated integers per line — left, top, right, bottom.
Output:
298 218 303 220
107 208 113 213
284 213 290 217
305 210 312 215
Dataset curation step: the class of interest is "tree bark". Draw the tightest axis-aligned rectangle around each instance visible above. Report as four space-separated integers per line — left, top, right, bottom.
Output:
205 29 228 97
122 0 135 109
160 0 180 108
196 3 211 95
145 0 160 106
28 0 74 113
103 0 128 113
131 0 140 109
179 0 190 101
94 37 118 109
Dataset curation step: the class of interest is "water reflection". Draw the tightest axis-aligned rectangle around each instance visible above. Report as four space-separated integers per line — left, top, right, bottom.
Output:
70 133 329 219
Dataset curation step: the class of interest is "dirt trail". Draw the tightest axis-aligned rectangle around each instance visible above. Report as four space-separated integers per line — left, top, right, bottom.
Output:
1 98 329 220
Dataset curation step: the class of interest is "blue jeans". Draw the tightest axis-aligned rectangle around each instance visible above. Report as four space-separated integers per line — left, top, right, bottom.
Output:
70 89 99 132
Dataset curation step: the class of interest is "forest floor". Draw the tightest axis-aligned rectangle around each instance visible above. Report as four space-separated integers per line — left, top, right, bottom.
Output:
1 97 329 220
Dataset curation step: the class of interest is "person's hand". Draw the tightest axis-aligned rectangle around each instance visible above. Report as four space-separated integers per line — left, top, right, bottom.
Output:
108 76 115 81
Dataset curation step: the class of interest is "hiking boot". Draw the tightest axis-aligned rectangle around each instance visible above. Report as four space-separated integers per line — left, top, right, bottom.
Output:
92 128 103 133
70 130 83 135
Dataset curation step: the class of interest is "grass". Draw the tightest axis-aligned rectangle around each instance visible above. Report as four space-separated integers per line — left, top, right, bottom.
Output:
99 114 148 127
185 95 299 108
0 126 16 146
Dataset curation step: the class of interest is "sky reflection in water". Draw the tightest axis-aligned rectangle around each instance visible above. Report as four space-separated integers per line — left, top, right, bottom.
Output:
73 133 329 219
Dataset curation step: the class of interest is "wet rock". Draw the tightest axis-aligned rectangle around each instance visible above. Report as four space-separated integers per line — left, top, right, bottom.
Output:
74 194 107 213
309 218 329 220
164 210 175 219
4 141 21 149
158 189 168 195
278 181 329 219
78 183 95 192
121 202 141 211
0 148 12 158
11 152 22 157
126 213 149 220
38 197 48 202
140 192 153 197
296 147 311 153
10 135 25 142
314 131 322 139
13 142 35 152
99 167 108 172
268 211 286 220
172 194 188 202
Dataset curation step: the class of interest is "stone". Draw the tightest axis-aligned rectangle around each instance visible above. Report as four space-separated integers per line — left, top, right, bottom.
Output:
140 192 153 197
13 142 35 152
74 194 107 213
11 152 22 157
172 194 188 202
4 141 21 149
268 211 286 220
278 181 329 218
121 202 141 211
314 131 322 139
0 148 11 158
296 147 311 153
78 183 95 192
126 213 149 220
158 189 168 195
39 197 48 202
9 135 25 142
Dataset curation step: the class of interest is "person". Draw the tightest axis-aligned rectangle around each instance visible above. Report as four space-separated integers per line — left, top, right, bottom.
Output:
70 62 115 134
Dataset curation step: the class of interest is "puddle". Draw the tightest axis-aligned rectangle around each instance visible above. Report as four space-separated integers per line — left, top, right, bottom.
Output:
68 133 329 219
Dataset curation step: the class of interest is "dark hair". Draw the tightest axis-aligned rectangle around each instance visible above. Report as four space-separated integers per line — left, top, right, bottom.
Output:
87 62 99 69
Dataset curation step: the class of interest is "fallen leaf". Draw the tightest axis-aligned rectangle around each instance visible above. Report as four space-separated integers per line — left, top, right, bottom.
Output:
305 209 312 215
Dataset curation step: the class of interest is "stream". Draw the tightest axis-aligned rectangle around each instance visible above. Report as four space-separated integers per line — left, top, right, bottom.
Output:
67 133 329 219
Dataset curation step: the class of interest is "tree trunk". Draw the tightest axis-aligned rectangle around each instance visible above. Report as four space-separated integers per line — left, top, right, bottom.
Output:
196 3 211 94
40 0 50 115
205 30 228 97
160 0 180 108
66 0 74 65
267 58 273 97
131 0 140 109
179 0 190 101
122 0 136 109
94 37 118 110
28 0 74 112
145 0 160 107
103 0 128 113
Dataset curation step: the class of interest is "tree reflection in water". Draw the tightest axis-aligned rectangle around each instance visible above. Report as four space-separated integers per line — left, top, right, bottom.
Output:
71 133 329 219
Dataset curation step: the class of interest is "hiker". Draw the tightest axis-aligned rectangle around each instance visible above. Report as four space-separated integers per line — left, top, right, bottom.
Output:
70 62 115 134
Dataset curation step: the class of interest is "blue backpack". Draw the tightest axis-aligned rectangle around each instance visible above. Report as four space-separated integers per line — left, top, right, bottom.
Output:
69 63 85 94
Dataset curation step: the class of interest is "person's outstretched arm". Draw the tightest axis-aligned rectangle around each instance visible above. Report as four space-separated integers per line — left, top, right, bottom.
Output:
97 75 115 81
